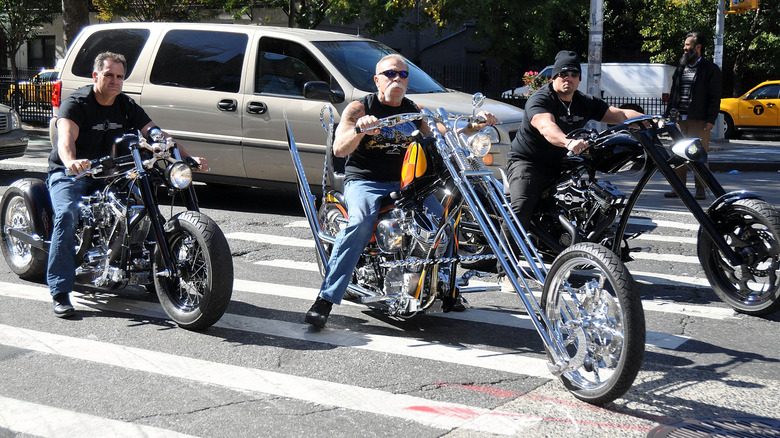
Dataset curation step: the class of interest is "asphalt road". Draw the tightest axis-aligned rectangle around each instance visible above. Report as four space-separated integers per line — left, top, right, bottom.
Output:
1 135 779 437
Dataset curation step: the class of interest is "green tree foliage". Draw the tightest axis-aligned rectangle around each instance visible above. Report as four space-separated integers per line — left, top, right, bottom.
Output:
220 0 333 28
0 0 60 78
639 0 779 95
92 0 219 21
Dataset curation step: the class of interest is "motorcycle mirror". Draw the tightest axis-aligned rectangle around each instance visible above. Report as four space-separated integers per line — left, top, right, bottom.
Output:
472 93 485 114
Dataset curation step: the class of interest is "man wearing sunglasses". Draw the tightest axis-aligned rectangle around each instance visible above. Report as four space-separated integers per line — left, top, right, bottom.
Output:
305 54 497 328
505 50 642 230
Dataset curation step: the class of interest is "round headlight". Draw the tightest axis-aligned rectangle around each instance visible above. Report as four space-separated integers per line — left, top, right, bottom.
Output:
467 132 492 157
671 138 707 162
166 161 193 189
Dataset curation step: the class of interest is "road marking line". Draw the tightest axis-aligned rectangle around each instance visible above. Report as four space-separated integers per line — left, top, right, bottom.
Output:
629 252 700 264
0 324 540 435
0 396 197 438
0 283 552 377
630 234 698 244
226 232 314 247
626 217 699 231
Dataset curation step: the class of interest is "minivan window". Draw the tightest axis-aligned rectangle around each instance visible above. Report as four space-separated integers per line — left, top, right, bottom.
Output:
313 40 446 94
71 29 150 79
256 38 333 97
150 30 247 93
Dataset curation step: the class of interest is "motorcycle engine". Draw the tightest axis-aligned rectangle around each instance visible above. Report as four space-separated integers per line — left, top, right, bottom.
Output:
553 179 625 232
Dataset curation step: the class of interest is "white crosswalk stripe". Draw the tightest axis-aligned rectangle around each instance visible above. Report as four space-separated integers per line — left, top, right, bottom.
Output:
0 209 759 436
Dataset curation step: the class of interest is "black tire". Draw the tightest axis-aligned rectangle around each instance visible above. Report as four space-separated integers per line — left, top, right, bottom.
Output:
697 198 780 316
541 242 645 405
721 112 739 139
0 179 48 280
154 211 233 331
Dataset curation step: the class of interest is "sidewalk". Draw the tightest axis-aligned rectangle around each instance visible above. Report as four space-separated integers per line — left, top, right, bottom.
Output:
22 123 780 172
709 138 780 172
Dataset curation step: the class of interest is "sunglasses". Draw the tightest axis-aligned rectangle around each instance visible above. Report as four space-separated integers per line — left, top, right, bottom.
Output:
557 71 580 79
378 69 409 79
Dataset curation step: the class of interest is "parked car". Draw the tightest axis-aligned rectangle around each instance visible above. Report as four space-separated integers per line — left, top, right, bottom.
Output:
0 104 29 159
7 68 59 109
52 23 524 191
719 80 780 138
502 63 675 114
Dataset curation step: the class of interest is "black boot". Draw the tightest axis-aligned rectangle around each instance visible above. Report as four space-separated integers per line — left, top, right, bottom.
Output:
305 297 333 328
52 293 76 318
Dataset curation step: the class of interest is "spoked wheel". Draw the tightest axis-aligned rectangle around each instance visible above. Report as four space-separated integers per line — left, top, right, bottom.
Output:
541 242 645 405
698 198 780 316
0 179 49 280
154 211 233 331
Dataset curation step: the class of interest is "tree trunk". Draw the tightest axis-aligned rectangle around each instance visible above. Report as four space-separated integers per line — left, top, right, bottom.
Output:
62 0 90 50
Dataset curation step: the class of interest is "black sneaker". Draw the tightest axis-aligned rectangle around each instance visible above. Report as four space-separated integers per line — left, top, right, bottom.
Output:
52 293 76 318
305 297 333 328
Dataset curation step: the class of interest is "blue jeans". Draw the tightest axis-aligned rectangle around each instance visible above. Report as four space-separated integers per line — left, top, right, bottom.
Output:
318 179 442 305
46 170 98 298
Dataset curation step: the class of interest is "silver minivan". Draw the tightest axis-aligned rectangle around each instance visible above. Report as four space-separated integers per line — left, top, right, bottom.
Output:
52 22 524 190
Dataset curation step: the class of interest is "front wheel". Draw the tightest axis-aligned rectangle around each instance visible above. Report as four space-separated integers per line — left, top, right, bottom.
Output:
154 211 234 331
541 242 645 405
698 198 780 316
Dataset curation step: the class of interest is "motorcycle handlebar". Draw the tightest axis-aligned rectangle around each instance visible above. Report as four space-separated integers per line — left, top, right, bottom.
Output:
353 111 482 134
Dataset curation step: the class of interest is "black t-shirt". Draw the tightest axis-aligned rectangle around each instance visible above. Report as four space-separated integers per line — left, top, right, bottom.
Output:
508 83 609 170
48 85 152 172
344 93 423 183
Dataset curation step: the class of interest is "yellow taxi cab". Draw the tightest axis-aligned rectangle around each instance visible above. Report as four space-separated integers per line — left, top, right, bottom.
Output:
7 68 60 108
720 80 780 138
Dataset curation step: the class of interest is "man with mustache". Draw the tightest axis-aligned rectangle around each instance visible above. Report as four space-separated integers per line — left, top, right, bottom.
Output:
305 54 497 328
664 32 722 200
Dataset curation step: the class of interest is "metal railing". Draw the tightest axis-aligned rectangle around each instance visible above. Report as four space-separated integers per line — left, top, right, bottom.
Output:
497 95 668 116
0 69 56 123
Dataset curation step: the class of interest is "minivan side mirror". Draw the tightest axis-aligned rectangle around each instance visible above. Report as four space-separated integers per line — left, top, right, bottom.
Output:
303 81 345 104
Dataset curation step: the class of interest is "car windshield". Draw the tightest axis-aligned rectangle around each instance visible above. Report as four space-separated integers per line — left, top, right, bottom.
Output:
312 40 446 94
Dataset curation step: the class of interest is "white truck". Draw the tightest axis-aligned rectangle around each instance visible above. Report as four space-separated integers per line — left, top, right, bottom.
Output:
504 62 676 115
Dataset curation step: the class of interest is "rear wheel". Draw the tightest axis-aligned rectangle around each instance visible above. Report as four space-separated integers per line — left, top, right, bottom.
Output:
0 179 48 280
541 242 645 405
698 198 780 316
154 211 233 331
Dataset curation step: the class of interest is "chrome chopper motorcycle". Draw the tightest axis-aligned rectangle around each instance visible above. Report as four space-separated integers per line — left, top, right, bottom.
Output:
0 128 234 330
488 114 780 316
285 94 645 405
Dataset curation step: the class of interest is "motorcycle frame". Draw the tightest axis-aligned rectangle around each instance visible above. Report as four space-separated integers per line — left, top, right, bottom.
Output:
606 117 748 266
285 110 581 376
5 136 201 283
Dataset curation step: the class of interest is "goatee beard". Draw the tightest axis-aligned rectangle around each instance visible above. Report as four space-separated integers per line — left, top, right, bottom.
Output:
679 50 698 67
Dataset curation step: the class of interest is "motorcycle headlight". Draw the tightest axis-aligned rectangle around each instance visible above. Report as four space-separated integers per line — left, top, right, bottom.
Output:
166 161 193 189
467 127 498 158
671 138 707 163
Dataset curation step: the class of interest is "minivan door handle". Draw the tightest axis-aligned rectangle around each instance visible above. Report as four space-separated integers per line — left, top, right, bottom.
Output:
218 99 237 112
247 101 268 115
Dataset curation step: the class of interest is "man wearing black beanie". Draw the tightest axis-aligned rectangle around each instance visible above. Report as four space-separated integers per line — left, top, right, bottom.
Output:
506 50 643 229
